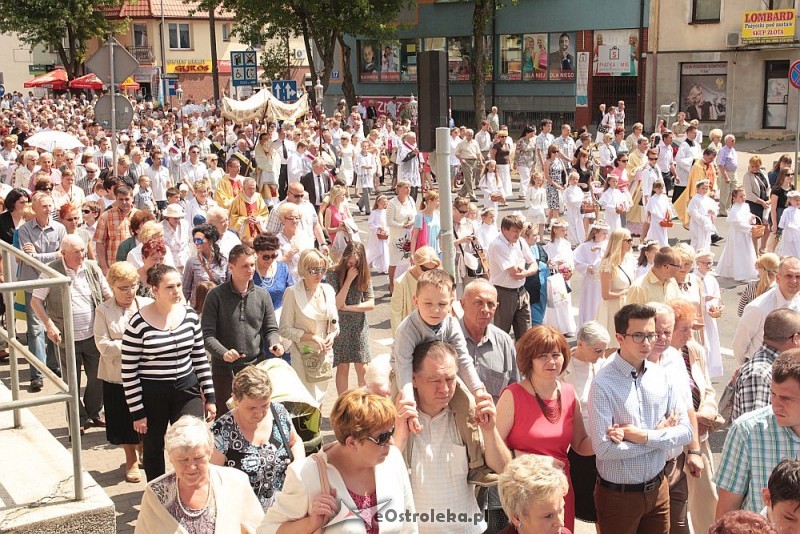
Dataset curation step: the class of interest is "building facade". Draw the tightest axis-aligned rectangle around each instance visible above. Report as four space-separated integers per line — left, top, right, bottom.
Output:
331 0 650 132
0 33 63 93
100 0 310 102
646 0 799 134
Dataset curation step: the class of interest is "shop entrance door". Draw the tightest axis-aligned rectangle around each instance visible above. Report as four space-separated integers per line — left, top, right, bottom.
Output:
764 60 789 129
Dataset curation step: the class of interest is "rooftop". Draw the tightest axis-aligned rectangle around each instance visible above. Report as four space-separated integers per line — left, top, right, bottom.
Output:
103 0 235 20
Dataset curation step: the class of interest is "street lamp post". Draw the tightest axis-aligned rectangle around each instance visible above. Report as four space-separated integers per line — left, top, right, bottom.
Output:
176 85 184 127
160 0 167 107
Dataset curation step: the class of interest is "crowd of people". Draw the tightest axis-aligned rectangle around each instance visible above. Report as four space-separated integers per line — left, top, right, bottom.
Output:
2 89 800 534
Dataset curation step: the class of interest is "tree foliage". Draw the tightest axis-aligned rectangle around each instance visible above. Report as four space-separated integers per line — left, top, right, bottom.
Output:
217 0 412 108
0 0 126 79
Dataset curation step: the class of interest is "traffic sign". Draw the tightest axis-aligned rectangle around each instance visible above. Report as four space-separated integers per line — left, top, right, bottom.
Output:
85 38 139 86
94 94 134 131
791 60 800 90
271 80 298 102
0 85 5 98
231 49 258 87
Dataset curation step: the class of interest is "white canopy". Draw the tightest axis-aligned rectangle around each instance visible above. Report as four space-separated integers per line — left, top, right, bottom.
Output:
221 91 309 124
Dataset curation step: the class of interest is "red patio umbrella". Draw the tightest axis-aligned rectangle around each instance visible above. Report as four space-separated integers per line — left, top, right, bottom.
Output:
68 73 104 90
24 68 68 90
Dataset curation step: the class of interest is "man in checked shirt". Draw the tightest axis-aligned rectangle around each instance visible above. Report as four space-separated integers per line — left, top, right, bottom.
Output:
588 303 693 534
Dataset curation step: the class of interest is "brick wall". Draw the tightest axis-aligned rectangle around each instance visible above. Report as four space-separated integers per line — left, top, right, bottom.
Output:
177 73 232 101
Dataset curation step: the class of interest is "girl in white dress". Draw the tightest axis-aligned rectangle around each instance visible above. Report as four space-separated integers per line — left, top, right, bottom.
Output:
779 192 800 258
645 180 671 247
526 171 548 239
337 134 356 189
598 174 628 232
476 208 500 251
688 180 718 252
478 160 503 215
366 195 390 274
717 188 758 281
635 240 659 280
564 171 586 246
543 219 577 336
696 250 723 378
573 221 609 329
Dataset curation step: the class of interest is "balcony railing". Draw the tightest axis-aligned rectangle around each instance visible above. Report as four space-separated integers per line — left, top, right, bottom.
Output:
127 45 154 63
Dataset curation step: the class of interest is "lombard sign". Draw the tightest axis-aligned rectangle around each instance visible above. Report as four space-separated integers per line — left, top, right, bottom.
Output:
742 9 796 45
166 60 213 74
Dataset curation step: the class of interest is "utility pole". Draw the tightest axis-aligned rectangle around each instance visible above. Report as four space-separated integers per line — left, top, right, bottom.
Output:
209 3 220 103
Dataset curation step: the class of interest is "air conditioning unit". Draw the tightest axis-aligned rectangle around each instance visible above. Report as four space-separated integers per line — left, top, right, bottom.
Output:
726 32 742 48
293 49 306 60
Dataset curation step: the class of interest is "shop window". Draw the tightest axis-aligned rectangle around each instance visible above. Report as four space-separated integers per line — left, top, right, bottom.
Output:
691 0 721 23
423 38 446 51
499 35 522 81
169 23 191 50
448 37 472 82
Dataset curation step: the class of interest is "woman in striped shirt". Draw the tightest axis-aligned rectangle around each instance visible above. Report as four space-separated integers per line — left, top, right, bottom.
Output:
122 264 216 481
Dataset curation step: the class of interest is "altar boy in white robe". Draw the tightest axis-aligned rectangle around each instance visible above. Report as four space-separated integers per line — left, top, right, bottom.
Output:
687 179 717 252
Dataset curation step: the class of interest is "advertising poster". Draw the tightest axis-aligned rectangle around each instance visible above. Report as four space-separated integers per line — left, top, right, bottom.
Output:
400 40 417 82
448 37 472 82
593 29 639 76
380 42 401 81
679 62 727 122
548 32 576 80
359 40 380 82
576 52 589 107
522 34 548 81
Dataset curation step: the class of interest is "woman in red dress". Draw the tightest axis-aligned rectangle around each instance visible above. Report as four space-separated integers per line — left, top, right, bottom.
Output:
496 325 594 532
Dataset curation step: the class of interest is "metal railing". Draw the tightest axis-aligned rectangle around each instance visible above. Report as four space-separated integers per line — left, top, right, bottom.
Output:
0 240 84 500
127 45 154 63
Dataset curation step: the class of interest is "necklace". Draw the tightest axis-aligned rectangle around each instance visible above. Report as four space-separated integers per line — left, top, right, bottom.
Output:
176 478 213 518
257 262 278 289
529 378 562 424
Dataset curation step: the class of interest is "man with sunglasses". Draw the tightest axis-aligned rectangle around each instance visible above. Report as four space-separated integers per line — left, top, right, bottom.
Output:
264 182 329 255
732 309 800 421
626 247 682 306
181 144 209 195
588 304 692 533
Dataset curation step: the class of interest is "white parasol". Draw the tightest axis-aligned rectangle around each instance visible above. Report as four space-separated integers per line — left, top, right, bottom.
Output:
25 131 84 152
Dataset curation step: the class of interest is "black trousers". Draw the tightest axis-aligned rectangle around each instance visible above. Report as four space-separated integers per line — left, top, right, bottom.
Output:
661 171 674 195
140 380 203 481
279 164 289 200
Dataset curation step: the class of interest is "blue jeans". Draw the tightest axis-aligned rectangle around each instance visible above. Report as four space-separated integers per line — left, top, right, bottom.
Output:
25 292 57 381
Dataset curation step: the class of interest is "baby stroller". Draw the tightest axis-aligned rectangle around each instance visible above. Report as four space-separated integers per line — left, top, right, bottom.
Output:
256 358 323 454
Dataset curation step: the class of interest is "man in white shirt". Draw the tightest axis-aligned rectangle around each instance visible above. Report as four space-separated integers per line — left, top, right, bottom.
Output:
734 256 800 364
394 340 510 534
534 119 555 171
144 147 172 211
273 124 296 200
263 182 329 254
674 125 702 201
554 123 576 170
488 215 537 340
180 145 209 193
287 141 312 186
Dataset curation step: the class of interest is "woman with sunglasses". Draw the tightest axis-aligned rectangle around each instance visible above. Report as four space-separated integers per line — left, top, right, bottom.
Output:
277 203 313 284
595 229 634 352
182 223 228 308
262 389 414 533
59 203 96 260
252 234 293 317
279 249 339 403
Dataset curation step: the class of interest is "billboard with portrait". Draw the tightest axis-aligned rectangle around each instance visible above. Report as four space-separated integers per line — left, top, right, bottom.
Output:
448 37 472 82
359 40 380 82
593 29 639 77
522 34 548 81
380 42 400 81
548 32 575 80
679 62 727 122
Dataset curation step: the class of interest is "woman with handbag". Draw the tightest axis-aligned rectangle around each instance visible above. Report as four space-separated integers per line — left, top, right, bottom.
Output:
279 249 339 405
260 389 416 533
743 155 772 254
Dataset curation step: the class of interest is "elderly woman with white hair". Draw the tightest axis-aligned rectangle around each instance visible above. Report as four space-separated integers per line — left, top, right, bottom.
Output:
497 454 571 534
135 415 264 533
560 320 610 527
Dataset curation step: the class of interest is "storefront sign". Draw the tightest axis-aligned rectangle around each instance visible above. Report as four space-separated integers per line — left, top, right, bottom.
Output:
679 62 727 122
166 60 213 74
742 9 796 45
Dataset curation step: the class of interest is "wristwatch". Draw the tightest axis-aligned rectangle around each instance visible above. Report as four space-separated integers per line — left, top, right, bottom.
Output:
687 449 702 456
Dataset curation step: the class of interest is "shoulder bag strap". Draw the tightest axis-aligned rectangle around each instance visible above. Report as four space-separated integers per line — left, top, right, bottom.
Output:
271 403 294 463
312 453 330 495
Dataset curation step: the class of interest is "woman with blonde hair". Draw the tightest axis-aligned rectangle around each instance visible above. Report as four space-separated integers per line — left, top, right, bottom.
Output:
497 454 571 534
594 228 634 350
673 243 706 341
261 389 415 533
737 252 779 316
279 249 339 404
743 155 771 253
389 246 440 333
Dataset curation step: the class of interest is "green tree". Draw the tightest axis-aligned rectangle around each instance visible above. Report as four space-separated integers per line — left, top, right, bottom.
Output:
0 0 125 79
